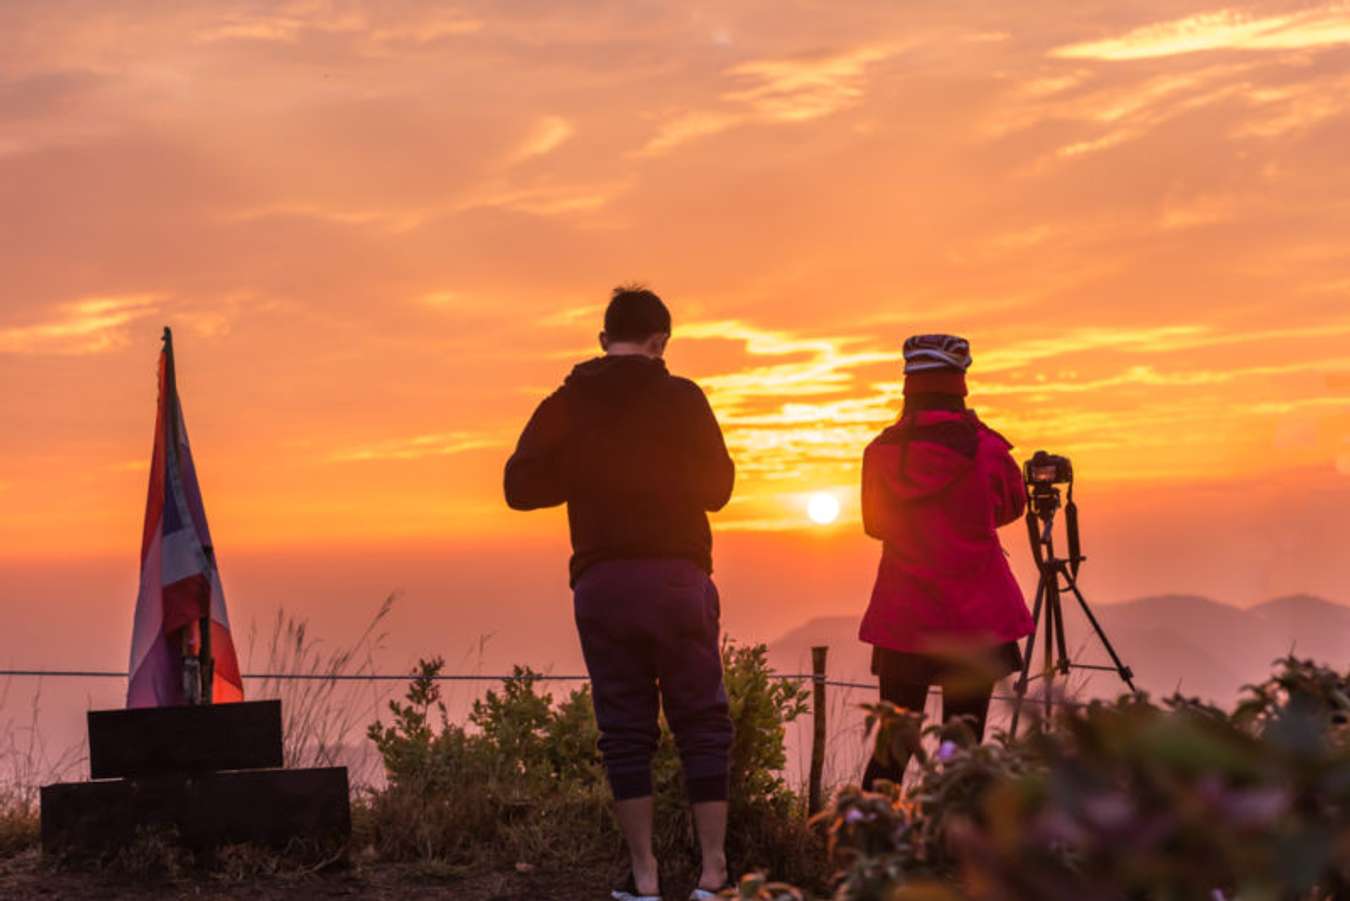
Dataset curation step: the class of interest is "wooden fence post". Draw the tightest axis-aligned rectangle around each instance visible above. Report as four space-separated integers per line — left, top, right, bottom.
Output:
808 645 828 816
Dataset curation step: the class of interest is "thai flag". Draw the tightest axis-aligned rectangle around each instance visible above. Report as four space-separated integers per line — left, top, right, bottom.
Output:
127 328 244 707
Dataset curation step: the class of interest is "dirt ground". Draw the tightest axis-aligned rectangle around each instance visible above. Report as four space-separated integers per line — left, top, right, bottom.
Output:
0 849 730 900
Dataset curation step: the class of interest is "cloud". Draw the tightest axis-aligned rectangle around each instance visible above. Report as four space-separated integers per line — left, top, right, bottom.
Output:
194 9 367 44
686 320 889 406
1230 74 1350 138
221 203 431 233
366 17 483 46
976 325 1210 373
537 305 600 328
419 290 465 308
976 358 1350 397
1040 65 1253 158
676 319 899 486
713 516 817 533
995 30 1349 161
0 295 158 354
676 309 1350 506
4 0 1350 548
224 176 618 234
1245 395 1350 415
505 115 575 165
640 44 902 155
0 70 101 121
330 431 500 462
722 44 898 122
196 8 481 47
454 181 622 217
1052 6 1350 61
640 111 744 157
681 319 841 358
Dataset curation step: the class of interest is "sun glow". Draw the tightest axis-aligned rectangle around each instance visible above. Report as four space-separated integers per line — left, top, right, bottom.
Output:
806 492 841 525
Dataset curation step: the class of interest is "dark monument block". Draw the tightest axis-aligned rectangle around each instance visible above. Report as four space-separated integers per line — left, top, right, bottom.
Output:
41 767 350 858
42 700 350 860
88 699 283 778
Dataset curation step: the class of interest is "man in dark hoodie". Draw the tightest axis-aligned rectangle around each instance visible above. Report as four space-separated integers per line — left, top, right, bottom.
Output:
505 285 735 901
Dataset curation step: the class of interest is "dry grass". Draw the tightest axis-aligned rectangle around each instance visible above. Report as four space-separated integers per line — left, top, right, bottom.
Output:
357 773 623 874
105 825 194 879
244 596 395 785
0 678 85 859
0 800 38 859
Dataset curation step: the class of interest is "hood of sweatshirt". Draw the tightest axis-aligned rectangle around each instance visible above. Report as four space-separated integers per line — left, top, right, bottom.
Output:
562 355 669 409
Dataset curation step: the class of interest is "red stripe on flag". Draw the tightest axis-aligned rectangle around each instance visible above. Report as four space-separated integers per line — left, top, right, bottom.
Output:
162 574 210 638
210 620 244 704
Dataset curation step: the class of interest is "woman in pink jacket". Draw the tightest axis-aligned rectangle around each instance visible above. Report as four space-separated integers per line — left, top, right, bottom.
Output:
858 334 1033 789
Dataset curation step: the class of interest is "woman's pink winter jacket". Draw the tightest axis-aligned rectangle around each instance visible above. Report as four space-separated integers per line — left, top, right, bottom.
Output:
858 410 1034 654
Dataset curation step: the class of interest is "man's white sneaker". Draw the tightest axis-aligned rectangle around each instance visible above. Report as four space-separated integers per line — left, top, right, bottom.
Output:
611 873 660 901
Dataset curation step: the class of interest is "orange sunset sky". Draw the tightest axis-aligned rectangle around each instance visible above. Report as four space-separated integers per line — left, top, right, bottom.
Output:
2 1 1349 682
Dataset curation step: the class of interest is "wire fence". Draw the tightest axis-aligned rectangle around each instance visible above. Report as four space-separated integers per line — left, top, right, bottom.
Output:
0 668 1056 706
0 660 1094 803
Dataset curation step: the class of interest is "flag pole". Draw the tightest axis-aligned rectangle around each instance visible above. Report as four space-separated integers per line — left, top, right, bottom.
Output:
162 327 214 705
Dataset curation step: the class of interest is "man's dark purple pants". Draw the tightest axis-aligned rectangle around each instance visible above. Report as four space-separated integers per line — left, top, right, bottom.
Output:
573 558 733 804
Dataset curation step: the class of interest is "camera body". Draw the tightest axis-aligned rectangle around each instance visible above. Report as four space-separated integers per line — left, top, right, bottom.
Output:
1024 450 1072 523
1024 450 1073 487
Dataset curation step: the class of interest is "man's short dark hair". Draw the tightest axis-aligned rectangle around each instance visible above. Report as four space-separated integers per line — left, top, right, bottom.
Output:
604 284 671 342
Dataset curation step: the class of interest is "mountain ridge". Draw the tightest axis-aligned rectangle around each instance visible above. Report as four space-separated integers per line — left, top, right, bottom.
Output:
767 593 1348 704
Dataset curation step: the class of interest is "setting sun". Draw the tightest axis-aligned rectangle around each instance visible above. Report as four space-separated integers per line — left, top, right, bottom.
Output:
806 492 841 526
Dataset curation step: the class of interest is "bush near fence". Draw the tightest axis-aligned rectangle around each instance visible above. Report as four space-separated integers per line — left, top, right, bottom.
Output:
755 656 1350 900
360 639 830 890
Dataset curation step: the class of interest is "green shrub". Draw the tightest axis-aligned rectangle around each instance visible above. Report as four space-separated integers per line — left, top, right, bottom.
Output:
808 656 1350 900
364 640 826 888
722 642 818 883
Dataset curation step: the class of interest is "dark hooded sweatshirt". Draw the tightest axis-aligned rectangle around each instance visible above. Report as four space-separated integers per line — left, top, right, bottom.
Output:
504 355 735 586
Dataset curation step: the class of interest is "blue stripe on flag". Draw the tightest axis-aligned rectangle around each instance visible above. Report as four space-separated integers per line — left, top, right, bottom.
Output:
163 469 183 533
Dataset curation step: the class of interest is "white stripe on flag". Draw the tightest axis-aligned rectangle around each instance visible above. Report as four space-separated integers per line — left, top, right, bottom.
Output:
160 525 205 586
208 569 232 630
128 527 164 678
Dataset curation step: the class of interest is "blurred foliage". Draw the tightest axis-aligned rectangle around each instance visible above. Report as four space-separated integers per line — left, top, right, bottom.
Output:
804 656 1350 900
364 640 826 889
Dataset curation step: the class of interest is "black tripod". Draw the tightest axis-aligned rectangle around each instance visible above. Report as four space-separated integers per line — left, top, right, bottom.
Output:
1008 460 1136 735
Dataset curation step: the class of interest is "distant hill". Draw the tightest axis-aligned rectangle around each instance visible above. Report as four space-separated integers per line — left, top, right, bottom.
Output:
767 593 1350 705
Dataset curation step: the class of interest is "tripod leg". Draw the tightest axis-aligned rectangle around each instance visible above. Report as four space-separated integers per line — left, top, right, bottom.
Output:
1064 574 1137 693
1009 574 1046 737
1042 592 1055 720
1038 530 1062 718
1052 569 1070 677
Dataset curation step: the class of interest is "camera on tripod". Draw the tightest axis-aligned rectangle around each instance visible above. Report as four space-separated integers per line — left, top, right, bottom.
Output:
1023 450 1072 487
1009 448 1137 735
1023 450 1072 521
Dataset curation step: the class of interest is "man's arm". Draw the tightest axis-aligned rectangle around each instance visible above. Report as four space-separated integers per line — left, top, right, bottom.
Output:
503 391 569 510
686 383 735 512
